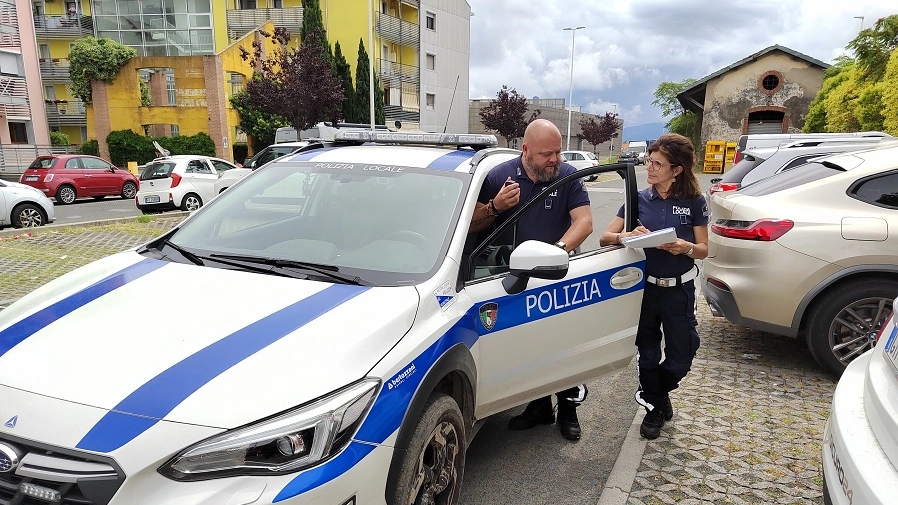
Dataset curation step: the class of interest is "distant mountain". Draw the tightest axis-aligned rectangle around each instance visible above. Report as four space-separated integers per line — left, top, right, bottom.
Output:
622 122 667 144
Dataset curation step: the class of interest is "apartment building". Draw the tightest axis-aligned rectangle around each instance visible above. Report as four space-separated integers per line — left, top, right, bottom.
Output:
0 0 50 178
30 0 470 156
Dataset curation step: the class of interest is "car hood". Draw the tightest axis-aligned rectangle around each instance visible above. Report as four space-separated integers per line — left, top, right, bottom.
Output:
3 180 46 195
0 252 418 429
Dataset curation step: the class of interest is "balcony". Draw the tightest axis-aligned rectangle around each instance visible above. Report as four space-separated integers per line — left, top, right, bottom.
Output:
33 15 93 40
376 59 419 89
375 12 419 50
39 59 71 82
45 99 87 127
226 7 303 40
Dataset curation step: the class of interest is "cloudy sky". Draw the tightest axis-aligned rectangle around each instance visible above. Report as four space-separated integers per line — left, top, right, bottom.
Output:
466 0 895 129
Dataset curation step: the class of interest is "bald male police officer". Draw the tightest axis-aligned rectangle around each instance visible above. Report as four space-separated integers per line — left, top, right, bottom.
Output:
469 119 593 440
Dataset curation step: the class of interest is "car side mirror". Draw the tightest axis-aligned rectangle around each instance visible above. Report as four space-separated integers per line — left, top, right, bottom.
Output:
247 160 256 169
502 240 569 295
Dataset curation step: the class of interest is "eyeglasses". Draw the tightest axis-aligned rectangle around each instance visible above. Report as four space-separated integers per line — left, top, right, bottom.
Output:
645 157 679 171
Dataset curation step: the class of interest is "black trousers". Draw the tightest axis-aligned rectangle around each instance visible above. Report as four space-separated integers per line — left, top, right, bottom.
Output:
635 280 700 411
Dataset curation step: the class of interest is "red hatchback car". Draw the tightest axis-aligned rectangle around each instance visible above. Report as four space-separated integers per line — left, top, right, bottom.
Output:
19 154 139 205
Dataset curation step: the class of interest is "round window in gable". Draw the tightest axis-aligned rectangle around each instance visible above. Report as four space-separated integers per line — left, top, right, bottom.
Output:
758 71 784 95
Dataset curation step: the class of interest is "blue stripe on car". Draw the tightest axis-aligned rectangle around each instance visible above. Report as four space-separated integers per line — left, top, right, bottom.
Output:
426 150 475 171
76 284 369 453
0 259 165 359
274 261 644 500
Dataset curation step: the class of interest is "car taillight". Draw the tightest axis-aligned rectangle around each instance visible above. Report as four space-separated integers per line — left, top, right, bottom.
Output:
734 151 742 164
708 182 740 194
43 174 54 182
170 172 182 188
711 219 794 241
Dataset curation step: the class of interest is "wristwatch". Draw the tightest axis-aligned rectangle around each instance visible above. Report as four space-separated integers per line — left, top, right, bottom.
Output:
554 241 567 252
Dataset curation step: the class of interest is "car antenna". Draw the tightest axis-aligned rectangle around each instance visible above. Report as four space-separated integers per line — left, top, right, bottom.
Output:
442 75 460 134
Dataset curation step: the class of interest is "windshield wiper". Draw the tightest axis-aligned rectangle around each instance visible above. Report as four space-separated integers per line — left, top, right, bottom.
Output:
209 253 366 285
159 239 204 265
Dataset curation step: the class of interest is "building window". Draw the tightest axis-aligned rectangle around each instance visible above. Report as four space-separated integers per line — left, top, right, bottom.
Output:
426 53 435 71
171 125 180 136
426 12 436 30
273 0 282 7
8 123 28 144
239 0 257 8
426 93 435 110
80 126 88 143
757 70 784 95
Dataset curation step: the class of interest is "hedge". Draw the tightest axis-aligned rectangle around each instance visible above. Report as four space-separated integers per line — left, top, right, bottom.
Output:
105 130 216 167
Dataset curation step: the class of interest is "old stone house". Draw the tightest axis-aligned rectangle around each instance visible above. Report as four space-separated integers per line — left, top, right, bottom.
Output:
677 44 829 153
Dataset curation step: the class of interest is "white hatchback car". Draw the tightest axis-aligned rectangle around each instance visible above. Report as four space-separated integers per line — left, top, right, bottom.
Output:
0 132 647 504
561 150 600 182
0 179 55 229
822 297 898 505
136 155 238 212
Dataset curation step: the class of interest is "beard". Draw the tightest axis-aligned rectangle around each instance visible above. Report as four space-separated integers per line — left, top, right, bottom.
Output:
524 153 560 183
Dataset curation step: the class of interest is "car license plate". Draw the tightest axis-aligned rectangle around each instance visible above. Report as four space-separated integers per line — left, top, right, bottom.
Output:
144 196 161 204
25 176 39 182
883 326 898 371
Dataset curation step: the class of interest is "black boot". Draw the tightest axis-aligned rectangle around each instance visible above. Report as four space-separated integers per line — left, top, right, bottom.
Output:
556 400 581 441
640 407 665 440
662 395 674 421
508 396 554 430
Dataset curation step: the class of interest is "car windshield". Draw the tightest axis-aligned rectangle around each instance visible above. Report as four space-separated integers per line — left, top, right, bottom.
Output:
585 152 597 160
738 161 845 197
720 154 766 183
169 160 469 286
140 162 176 180
29 158 55 169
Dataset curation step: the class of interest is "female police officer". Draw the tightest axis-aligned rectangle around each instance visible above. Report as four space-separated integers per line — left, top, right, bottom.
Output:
599 133 709 440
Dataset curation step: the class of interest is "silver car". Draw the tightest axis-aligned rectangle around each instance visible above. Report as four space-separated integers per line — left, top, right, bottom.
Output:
702 143 898 375
0 179 55 229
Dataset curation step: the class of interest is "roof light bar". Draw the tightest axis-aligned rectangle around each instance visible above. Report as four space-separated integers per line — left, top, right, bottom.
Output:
334 130 497 148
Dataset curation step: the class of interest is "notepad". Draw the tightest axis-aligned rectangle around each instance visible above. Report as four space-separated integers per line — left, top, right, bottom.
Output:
620 227 677 248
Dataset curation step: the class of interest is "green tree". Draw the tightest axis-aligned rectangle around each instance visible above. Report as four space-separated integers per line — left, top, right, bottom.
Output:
301 0 333 66
230 90 290 151
882 49 898 135
68 37 136 103
334 41 357 123
804 57 855 132
651 79 699 147
352 39 386 125
847 15 898 82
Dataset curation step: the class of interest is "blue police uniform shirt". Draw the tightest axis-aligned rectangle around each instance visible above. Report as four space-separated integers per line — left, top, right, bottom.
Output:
479 156 590 245
616 186 710 278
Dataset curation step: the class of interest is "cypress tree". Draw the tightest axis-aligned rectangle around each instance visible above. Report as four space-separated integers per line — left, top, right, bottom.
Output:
334 41 357 123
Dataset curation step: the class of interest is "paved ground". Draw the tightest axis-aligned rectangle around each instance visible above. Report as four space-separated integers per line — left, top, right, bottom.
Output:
0 201 836 504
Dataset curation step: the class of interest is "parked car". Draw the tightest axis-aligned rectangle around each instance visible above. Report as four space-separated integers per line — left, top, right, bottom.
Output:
822 298 897 505
701 143 898 375
618 151 640 164
136 155 237 212
561 150 600 181
0 131 647 504
0 179 55 228
708 137 890 194
19 154 139 205
215 141 313 194
733 131 891 164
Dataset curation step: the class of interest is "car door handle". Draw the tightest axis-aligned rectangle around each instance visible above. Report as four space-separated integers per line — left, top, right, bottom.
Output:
610 273 641 287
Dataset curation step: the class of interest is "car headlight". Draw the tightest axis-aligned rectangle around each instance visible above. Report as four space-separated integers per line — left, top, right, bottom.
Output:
158 379 379 481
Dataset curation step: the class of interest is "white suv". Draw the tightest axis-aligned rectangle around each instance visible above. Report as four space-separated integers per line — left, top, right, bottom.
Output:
0 132 647 504
136 155 237 212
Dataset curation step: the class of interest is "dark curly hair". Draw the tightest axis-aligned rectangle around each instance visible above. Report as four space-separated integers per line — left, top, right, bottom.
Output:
648 133 701 200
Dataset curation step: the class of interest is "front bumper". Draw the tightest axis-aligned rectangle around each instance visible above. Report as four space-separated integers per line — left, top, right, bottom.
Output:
822 350 897 505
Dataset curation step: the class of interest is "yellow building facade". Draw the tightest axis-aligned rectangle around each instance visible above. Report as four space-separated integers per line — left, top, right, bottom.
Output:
36 0 433 160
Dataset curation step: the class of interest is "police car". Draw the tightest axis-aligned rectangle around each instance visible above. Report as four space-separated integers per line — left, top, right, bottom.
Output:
0 132 646 504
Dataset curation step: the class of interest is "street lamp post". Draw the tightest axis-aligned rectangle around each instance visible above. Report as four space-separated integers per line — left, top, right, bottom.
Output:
854 16 864 32
563 26 585 151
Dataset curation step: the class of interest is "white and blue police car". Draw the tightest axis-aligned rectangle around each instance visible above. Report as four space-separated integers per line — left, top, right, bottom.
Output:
0 131 646 505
